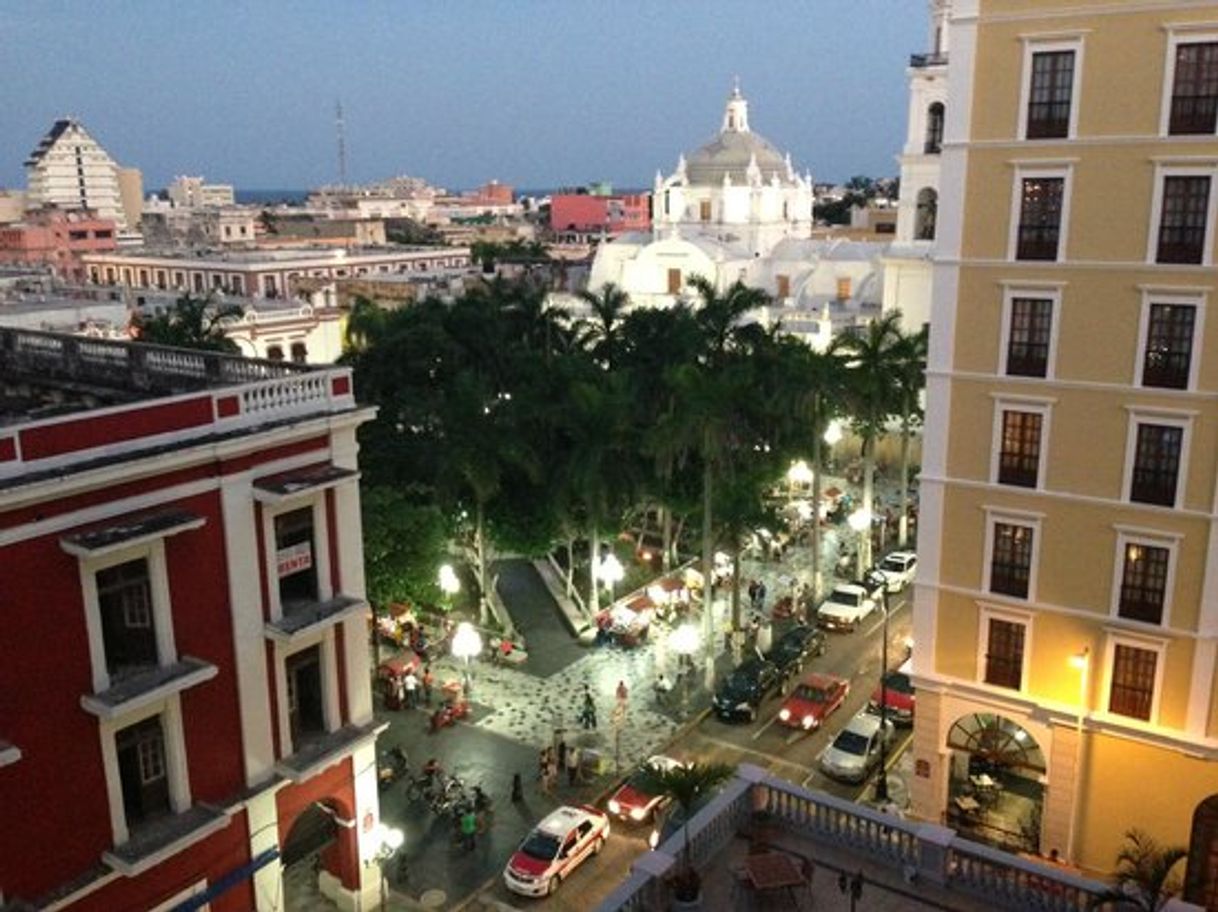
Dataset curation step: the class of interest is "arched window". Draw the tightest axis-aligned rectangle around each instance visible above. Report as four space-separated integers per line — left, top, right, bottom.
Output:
267 345 284 362
916 188 938 241
925 103 945 154
290 342 308 364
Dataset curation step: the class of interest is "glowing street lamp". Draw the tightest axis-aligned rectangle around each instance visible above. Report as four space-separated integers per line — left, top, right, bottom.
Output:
669 622 700 718
451 621 483 698
599 552 625 605
438 563 460 609
1067 646 1090 865
372 822 405 909
823 419 844 446
786 459 814 502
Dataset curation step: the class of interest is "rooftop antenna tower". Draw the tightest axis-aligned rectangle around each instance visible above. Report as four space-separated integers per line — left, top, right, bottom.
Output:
335 99 348 187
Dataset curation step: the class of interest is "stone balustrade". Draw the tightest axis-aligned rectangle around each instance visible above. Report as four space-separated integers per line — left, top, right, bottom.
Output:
592 764 1147 912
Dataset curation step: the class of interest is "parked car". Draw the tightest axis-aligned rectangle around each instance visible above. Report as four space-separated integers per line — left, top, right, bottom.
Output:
777 672 850 731
768 624 826 675
875 551 918 592
868 659 916 724
607 755 684 822
503 805 610 897
817 583 878 632
819 710 895 783
712 657 780 722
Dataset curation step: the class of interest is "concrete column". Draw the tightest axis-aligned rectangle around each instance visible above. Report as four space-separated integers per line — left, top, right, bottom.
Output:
1042 722 1078 860
247 789 284 912
331 426 372 725
909 689 947 822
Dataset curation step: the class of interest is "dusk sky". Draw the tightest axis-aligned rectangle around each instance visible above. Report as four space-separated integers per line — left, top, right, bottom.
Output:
1 1 928 193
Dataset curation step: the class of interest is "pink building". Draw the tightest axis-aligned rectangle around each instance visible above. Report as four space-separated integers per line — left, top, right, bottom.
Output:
0 208 117 281
549 192 650 239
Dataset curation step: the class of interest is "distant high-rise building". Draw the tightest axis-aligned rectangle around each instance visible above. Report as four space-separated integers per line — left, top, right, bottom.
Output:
167 175 237 209
24 118 129 229
116 166 144 229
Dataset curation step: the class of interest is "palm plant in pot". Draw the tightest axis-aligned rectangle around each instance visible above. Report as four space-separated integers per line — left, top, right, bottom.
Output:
639 760 736 907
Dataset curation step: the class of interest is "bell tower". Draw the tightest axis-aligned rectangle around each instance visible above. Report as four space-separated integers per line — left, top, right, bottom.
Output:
721 77 751 133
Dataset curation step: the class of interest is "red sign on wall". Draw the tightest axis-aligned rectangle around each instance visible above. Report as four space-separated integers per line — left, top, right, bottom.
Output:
915 758 931 778
277 541 313 578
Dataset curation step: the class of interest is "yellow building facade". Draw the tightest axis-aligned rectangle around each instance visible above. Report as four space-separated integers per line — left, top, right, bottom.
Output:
910 0 1218 901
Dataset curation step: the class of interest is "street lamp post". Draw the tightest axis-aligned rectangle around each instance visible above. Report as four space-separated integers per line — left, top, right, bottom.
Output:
599 552 625 607
1067 647 1090 865
866 567 891 805
371 822 404 910
451 621 483 700
670 622 700 719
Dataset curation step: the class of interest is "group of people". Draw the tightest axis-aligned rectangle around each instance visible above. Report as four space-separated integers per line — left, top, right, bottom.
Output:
392 665 436 710
538 740 583 792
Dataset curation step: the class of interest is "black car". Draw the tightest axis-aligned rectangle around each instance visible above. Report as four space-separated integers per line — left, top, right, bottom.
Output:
768 624 826 675
712 658 779 722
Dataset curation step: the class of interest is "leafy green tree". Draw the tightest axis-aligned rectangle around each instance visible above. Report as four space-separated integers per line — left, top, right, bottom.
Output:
890 319 928 548
834 312 903 570
638 761 736 901
132 293 243 353
1091 829 1187 911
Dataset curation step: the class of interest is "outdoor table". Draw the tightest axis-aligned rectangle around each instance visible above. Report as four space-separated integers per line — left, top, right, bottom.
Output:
744 851 806 904
970 773 997 790
954 795 981 814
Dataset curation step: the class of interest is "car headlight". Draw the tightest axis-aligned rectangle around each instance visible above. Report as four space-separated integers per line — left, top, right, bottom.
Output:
630 807 647 821
802 715 816 729
608 799 620 814
778 708 790 721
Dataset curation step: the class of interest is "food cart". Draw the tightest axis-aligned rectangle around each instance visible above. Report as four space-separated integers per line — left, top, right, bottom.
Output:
377 652 421 710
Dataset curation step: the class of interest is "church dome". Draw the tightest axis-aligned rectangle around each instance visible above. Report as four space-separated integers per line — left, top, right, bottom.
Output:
680 83 795 186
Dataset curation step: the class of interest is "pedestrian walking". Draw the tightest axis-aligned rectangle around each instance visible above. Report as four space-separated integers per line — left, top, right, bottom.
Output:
581 687 598 730
544 753 559 794
404 669 419 709
422 665 434 707
756 580 767 612
748 579 759 610
616 680 628 706
566 745 580 786
460 806 478 851
511 772 524 802
557 738 568 772
393 674 406 710
537 747 550 782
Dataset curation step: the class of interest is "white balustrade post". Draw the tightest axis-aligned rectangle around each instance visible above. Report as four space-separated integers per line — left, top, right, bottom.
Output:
915 822 956 885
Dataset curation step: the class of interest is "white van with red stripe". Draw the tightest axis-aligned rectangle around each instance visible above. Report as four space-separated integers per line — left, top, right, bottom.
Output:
504 805 610 897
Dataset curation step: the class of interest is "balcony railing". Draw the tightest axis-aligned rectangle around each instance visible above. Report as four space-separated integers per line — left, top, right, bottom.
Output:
910 52 948 68
595 765 1116 912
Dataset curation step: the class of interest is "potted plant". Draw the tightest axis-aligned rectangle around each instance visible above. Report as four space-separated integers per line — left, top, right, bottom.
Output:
639 761 735 909
1090 828 1187 911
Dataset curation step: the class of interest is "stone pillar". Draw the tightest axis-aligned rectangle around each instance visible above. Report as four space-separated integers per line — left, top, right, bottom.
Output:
1042 722 1079 861
909 689 947 823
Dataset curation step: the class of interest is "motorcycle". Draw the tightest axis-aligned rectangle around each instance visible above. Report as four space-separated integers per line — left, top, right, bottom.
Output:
377 746 410 792
429 699 471 733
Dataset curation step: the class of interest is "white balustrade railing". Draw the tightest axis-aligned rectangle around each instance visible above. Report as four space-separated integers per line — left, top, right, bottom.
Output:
240 374 331 418
596 766 1112 912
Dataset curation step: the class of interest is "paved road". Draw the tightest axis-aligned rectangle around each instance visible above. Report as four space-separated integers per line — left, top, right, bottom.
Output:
494 558 584 677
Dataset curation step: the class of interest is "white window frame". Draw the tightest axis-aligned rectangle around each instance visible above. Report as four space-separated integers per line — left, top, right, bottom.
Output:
1159 27 1218 138
1008 164 1074 263
982 507 1043 603
1109 526 1181 629
1146 163 1218 266
977 604 1033 692
1101 630 1168 725
274 630 342 758
1122 409 1194 510
261 494 333 622
78 541 177 695
1017 37 1085 141
999 284 1063 379
1134 289 1206 390
98 695 191 846
990 396 1053 491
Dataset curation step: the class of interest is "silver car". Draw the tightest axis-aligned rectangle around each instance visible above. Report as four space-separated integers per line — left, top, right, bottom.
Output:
819 710 895 783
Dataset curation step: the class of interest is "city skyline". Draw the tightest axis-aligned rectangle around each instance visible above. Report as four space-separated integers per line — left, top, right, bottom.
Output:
0 1 926 192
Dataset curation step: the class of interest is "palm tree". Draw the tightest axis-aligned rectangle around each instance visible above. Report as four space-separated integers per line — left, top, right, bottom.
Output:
576 281 631 370
132 293 243 353
638 761 736 901
344 295 387 353
890 320 928 549
833 312 903 572
1090 829 1187 911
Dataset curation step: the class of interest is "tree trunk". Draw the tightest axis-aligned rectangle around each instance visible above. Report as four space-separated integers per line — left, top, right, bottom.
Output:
730 544 744 666
661 506 673 572
565 534 575 598
589 525 601 615
701 455 716 690
811 421 824 601
475 501 489 626
899 404 912 549
860 433 875 573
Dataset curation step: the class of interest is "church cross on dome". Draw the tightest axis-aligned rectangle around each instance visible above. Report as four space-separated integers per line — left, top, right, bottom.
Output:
722 78 750 134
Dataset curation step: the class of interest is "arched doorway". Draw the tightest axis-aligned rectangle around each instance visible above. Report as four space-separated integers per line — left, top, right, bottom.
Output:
282 803 339 909
925 102 945 154
1186 796 1218 909
945 713 1045 854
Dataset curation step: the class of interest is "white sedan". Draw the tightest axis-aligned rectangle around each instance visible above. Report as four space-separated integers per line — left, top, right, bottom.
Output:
819 710 895 783
876 551 917 593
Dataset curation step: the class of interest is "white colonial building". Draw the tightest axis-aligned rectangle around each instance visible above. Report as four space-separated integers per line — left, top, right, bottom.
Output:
585 84 887 347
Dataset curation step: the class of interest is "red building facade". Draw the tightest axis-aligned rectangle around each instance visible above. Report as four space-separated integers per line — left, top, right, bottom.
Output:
0 208 117 282
548 192 650 240
0 332 383 911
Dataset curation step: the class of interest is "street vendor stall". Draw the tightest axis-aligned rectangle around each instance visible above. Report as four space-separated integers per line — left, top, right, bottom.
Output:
377 652 421 710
